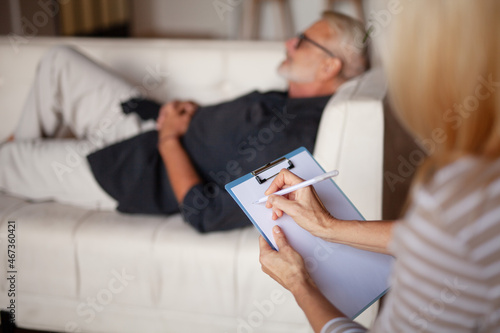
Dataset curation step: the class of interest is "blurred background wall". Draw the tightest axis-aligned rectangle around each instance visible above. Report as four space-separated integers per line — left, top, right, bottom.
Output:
2 0 130 37
0 0 393 66
0 0 374 39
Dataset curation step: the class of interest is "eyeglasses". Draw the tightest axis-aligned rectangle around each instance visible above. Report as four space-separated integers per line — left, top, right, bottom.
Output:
296 33 335 58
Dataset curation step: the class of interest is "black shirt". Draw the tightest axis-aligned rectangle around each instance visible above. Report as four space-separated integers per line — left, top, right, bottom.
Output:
87 91 331 232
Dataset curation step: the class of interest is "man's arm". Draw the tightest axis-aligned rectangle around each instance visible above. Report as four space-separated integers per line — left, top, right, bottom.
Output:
156 100 201 203
158 138 201 202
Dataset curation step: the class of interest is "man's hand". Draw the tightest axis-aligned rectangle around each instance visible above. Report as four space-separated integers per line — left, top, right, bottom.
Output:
156 100 199 142
156 100 202 203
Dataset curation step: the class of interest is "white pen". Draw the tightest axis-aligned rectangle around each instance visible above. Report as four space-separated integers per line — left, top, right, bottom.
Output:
252 170 339 205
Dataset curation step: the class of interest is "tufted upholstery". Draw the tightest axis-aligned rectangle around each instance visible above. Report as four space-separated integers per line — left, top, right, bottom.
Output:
0 37 385 333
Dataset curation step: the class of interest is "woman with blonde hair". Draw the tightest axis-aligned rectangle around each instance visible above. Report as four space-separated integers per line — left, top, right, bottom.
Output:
259 1 500 332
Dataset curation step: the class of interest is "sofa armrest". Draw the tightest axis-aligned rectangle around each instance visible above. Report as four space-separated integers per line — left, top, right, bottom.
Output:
313 67 387 220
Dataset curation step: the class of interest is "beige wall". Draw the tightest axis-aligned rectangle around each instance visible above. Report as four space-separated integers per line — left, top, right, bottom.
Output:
2 0 387 43
128 0 391 65
130 0 361 40
0 0 394 66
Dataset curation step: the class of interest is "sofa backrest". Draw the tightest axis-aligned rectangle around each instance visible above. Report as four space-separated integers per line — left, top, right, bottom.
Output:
0 37 288 139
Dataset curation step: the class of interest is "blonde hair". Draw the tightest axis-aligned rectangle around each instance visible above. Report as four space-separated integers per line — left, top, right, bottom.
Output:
387 0 500 183
322 11 368 79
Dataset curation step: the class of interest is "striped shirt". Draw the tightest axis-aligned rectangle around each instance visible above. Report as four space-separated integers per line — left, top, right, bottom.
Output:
322 157 500 333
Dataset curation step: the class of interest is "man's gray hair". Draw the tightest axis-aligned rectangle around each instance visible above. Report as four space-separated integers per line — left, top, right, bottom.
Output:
322 11 368 79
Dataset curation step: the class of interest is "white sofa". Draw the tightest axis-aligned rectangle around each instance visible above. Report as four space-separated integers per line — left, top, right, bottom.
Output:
0 37 386 333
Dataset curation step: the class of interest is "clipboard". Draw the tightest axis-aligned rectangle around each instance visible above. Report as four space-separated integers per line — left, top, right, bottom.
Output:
225 147 393 319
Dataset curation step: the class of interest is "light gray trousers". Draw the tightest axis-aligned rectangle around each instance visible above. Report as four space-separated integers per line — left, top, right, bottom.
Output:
0 46 154 210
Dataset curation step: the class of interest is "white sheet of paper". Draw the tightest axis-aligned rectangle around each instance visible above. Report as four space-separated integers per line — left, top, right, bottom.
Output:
227 148 393 318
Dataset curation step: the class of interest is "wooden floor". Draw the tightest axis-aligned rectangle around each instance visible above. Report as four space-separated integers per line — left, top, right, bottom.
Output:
0 326 53 333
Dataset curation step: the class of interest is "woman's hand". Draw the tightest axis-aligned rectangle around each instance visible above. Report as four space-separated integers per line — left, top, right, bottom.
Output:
259 225 350 333
265 169 335 238
265 170 395 254
259 226 315 293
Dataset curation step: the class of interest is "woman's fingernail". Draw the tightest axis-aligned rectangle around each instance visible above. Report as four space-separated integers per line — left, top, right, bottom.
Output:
273 225 281 233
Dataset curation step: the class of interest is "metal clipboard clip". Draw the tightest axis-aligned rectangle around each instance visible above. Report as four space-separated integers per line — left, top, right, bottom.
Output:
251 157 294 184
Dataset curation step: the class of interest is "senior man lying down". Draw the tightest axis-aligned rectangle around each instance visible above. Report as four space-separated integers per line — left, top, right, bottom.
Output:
0 12 367 233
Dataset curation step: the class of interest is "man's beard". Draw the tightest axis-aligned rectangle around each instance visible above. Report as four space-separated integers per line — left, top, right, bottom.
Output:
277 58 316 83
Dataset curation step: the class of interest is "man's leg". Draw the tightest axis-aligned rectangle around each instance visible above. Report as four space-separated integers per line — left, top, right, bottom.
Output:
0 139 117 209
14 45 149 146
2 45 155 209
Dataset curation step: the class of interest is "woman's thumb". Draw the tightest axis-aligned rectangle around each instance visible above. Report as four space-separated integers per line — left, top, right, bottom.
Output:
272 225 289 250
